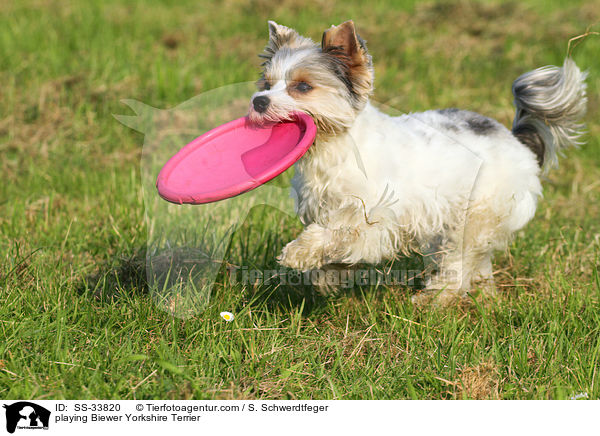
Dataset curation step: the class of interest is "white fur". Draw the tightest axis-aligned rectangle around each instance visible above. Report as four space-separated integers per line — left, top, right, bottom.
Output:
284 103 542 301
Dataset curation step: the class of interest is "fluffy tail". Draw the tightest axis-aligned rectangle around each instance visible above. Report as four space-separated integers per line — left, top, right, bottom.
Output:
511 58 587 172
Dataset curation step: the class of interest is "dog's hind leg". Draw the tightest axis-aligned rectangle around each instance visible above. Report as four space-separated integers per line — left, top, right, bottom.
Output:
413 210 502 306
471 252 497 297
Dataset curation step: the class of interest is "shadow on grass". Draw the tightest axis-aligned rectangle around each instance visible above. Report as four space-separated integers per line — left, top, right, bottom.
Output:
79 204 423 316
80 243 421 320
80 247 149 300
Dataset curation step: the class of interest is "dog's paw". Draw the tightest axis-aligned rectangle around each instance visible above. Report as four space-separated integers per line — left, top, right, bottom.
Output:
278 239 324 271
277 224 330 271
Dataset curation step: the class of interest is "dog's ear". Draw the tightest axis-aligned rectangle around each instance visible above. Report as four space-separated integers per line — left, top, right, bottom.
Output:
261 21 314 63
321 21 371 69
267 21 299 50
322 21 373 102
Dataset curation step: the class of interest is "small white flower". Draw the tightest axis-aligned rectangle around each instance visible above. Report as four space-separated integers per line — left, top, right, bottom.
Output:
220 311 235 322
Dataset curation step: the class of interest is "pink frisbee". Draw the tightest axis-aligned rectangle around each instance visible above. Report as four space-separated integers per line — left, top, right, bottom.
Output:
156 112 316 204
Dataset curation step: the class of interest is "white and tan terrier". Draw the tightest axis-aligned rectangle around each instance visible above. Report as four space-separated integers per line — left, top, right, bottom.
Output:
248 20 587 304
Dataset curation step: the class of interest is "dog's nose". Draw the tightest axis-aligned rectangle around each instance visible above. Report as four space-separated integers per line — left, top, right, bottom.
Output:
253 95 270 113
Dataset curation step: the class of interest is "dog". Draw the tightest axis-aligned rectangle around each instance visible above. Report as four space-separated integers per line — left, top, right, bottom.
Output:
248 20 587 305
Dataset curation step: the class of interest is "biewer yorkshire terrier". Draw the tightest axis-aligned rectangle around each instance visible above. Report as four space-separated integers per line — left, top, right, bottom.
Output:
248 20 587 305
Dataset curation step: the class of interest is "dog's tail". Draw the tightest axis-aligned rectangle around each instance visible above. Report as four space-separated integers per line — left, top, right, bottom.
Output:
511 57 587 172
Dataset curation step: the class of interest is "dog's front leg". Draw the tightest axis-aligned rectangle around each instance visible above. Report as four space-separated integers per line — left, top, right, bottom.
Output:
278 223 332 271
279 205 401 271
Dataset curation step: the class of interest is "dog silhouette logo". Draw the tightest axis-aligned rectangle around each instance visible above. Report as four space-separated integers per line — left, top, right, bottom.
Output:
2 402 50 434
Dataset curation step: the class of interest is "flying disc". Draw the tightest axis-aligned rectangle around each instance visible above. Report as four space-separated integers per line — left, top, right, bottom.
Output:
156 112 316 204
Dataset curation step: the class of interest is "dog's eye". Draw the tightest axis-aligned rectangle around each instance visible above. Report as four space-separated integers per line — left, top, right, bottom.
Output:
295 81 312 93
264 82 271 90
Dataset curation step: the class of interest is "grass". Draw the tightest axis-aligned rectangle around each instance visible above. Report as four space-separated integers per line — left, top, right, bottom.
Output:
1 0 599 400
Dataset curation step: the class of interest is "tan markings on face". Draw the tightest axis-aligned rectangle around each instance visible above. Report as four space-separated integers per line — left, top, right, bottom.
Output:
286 69 315 98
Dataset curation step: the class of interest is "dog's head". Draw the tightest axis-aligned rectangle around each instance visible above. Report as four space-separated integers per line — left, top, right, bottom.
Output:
248 20 373 135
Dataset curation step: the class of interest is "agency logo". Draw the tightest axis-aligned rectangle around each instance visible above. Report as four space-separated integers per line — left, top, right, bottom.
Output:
2 402 50 434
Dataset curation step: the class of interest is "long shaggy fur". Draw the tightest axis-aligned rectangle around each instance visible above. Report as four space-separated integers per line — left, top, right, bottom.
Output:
248 21 588 305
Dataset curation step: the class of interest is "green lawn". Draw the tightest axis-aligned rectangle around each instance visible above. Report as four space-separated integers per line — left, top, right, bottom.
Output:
1 0 599 399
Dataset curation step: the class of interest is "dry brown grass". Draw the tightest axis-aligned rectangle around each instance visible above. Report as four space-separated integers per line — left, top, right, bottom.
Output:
456 360 501 399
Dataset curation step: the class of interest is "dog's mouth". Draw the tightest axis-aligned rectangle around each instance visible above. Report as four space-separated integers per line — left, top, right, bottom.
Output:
247 106 306 127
